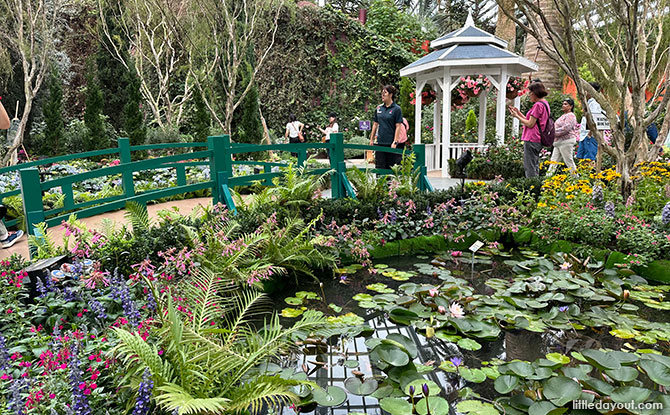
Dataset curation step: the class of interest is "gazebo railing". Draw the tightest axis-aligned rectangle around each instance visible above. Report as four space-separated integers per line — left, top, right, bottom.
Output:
424 142 488 171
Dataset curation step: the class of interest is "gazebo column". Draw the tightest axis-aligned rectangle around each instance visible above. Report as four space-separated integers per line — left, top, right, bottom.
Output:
512 96 521 137
496 66 509 145
478 92 487 145
441 69 452 177
433 89 441 169
414 79 427 144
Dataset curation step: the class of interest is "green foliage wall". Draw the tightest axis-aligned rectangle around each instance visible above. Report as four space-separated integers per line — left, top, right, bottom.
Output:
84 61 106 151
256 3 429 141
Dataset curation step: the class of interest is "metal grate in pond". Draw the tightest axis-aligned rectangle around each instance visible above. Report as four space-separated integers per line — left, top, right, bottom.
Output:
280 312 456 415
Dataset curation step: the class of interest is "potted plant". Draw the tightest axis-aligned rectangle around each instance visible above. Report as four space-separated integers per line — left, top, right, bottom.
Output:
410 86 437 107
506 77 530 99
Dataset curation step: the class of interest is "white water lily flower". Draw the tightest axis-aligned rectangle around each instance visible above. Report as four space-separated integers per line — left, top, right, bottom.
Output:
449 303 464 318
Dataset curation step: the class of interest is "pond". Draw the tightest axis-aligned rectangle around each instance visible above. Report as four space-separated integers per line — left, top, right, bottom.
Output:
271 251 670 414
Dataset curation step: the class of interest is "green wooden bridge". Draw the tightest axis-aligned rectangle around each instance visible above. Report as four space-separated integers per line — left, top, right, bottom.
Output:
0 133 432 240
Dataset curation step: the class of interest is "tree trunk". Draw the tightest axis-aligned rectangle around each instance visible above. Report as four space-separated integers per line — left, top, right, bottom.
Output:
495 0 516 51
522 0 563 90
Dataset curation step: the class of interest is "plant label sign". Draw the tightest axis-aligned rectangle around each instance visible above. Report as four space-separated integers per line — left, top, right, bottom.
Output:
359 121 371 131
594 114 610 130
469 240 484 253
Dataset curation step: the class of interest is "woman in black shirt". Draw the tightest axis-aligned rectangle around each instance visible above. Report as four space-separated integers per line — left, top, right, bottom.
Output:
369 85 403 169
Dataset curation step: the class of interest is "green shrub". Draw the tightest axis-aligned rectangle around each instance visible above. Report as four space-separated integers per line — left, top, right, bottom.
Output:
344 136 369 159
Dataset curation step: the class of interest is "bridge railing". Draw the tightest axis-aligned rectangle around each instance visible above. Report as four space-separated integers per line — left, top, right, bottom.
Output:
8 133 432 240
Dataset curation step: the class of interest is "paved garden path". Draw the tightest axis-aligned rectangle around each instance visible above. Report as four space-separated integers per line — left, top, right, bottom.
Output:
0 197 213 261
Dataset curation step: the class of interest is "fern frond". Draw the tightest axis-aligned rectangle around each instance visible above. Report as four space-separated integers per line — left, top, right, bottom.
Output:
154 383 230 414
112 328 171 385
226 375 300 414
124 201 151 233
28 222 60 259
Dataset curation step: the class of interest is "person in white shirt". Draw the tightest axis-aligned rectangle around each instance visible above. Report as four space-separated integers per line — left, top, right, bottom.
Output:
0 98 24 248
319 112 339 143
578 82 603 161
284 114 304 144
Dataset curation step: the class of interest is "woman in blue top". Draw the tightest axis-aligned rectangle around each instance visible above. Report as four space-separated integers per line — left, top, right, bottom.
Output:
369 85 403 169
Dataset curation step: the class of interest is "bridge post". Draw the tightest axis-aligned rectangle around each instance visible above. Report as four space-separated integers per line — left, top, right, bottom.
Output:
118 138 135 197
329 133 345 199
413 144 427 191
19 168 45 238
208 135 234 209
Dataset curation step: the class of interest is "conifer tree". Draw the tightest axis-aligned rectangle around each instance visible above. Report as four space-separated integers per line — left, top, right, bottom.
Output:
96 1 129 130
192 89 211 142
123 65 146 146
235 62 262 144
84 61 106 151
43 69 64 156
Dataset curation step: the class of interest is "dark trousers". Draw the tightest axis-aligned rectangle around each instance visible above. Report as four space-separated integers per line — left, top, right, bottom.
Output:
289 136 301 157
375 143 404 170
523 141 543 178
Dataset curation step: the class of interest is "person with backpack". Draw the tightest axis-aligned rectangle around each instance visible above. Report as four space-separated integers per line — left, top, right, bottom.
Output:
369 85 405 169
508 81 551 178
547 98 579 175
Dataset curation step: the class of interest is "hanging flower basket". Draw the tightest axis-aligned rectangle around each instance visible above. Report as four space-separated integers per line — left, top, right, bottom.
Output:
410 87 437 107
506 77 530 99
456 75 491 99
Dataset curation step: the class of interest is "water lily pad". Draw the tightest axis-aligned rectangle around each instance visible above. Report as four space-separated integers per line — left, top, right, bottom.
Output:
353 293 373 302
639 358 670 386
582 349 621 370
379 398 412 415
404 379 441 396
344 377 378 396
386 333 418 358
457 338 481 351
494 375 519 394
367 283 394 293
610 386 651 403
376 343 410 367
285 297 303 305
542 376 582 406
416 397 450 415
545 353 570 365
328 303 342 313
281 307 304 318
456 400 500 415
458 367 487 383
528 401 565 415
296 291 320 300
312 386 346 407
605 366 639 382
371 384 393 399
389 308 420 325
358 301 378 309
375 264 389 269
344 360 359 368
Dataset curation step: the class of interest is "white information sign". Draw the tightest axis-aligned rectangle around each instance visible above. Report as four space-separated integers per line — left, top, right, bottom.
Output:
594 114 610 130
469 240 484 253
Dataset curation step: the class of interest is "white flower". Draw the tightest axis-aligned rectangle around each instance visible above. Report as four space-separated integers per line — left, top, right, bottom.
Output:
449 303 464 318
560 262 572 271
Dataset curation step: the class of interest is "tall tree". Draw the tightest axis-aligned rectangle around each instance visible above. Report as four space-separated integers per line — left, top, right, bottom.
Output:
163 0 281 135
43 68 64 156
234 62 263 144
494 0 516 51
84 61 105 151
0 0 64 165
123 64 146 146
99 0 192 129
520 0 562 90
191 88 210 142
499 0 670 195
96 0 131 131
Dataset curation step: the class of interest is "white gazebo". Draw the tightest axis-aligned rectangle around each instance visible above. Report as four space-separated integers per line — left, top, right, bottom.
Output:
400 14 538 177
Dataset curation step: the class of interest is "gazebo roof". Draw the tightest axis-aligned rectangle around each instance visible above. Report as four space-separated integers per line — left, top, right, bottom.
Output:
399 13 538 78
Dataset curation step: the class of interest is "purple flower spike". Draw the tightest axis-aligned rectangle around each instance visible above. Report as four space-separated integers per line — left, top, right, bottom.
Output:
450 357 463 367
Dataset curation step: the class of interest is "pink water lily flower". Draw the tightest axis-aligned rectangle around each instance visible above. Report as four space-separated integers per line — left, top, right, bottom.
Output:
428 288 439 297
449 303 464 318
438 306 446 314
560 262 572 271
